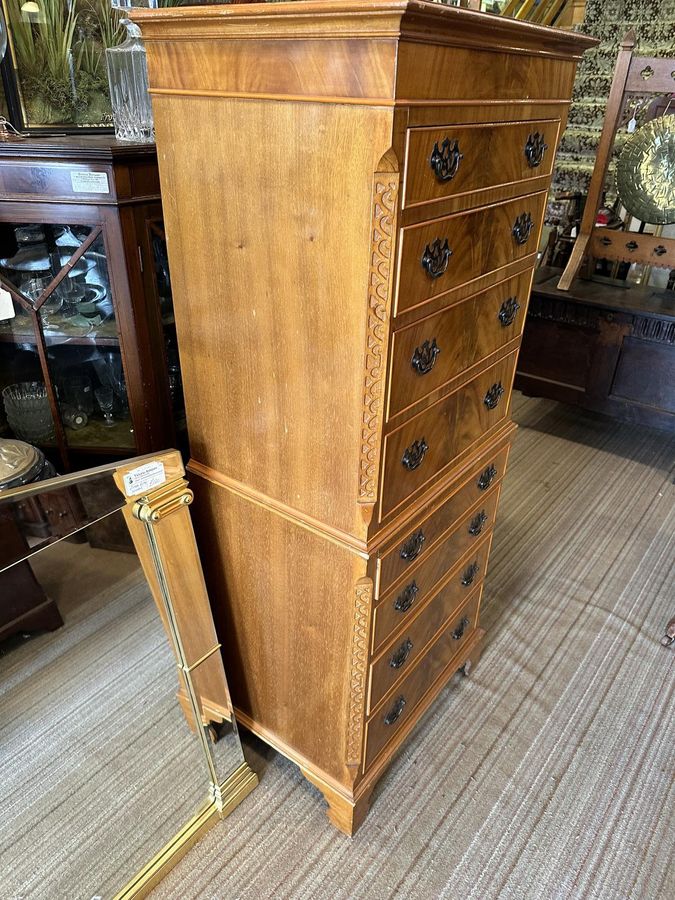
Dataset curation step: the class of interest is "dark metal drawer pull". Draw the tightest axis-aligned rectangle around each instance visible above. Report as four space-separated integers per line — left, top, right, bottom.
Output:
524 131 548 168
384 695 406 725
477 464 497 491
389 638 413 669
421 238 452 279
402 438 429 471
400 530 425 562
430 137 463 182
498 296 521 327
468 509 488 536
484 382 504 410
452 616 471 640
394 580 419 613
411 338 441 376
512 212 534 245
462 561 479 586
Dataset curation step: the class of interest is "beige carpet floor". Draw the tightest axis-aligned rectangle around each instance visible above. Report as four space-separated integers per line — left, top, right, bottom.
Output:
149 394 675 900
0 541 208 900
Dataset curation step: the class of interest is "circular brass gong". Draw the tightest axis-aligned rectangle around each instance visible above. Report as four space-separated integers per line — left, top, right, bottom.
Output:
616 117 675 225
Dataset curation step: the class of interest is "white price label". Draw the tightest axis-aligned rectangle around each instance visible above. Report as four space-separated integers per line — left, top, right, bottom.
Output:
70 170 110 194
122 461 166 497
0 288 15 321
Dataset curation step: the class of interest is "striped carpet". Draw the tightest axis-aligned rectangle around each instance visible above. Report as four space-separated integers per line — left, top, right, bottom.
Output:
0 543 207 900
149 394 675 900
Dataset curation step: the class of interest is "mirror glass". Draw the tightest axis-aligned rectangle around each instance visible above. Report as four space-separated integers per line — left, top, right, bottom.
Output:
0 461 246 898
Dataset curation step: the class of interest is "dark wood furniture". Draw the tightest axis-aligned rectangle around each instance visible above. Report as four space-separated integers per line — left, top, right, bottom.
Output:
516 267 675 431
135 0 594 834
0 440 68 641
0 136 184 472
0 512 63 642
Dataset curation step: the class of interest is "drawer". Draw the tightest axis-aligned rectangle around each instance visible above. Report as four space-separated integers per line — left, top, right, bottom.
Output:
404 119 559 209
364 599 478 770
395 192 546 315
388 271 531 419
373 493 497 652
378 442 509 594
369 545 487 711
381 352 517 519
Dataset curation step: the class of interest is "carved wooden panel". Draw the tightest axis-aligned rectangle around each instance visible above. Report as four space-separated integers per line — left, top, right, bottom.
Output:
347 578 373 767
590 229 675 269
358 175 399 503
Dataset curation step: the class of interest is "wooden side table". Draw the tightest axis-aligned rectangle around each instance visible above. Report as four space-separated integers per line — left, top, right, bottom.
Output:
515 267 675 432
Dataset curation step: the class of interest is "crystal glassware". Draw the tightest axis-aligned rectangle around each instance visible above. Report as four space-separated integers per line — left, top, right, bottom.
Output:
22 275 63 327
95 386 115 427
56 277 86 317
2 382 55 444
106 19 154 143
61 374 94 416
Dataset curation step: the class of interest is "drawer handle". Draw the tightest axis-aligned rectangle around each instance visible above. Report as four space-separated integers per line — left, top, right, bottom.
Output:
462 561 480 587
430 137 463 182
411 338 441 376
389 638 413 669
498 296 521 327
400 530 425 562
421 238 452 279
402 438 429 471
384 695 406 725
484 382 504 410
524 131 548 168
452 616 471 640
512 212 534 245
477 464 497 491
394 580 420 613
468 509 488 536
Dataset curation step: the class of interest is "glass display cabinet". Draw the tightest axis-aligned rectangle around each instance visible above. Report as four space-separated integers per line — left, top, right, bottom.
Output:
0 134 184 471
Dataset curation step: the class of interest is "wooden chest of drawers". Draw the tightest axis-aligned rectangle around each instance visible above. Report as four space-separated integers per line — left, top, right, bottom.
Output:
135 0 594 834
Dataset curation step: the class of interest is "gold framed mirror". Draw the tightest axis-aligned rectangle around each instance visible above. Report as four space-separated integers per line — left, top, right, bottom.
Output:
0 449 257 899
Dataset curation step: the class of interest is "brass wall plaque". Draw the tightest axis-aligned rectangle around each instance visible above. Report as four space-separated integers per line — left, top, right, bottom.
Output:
616 117 675 225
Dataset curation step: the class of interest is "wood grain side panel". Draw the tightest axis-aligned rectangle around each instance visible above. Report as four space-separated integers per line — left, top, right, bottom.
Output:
189 475 365 788
153 95 394 536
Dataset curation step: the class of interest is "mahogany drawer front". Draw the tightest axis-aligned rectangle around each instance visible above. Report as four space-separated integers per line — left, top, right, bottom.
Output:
404 119 559 209
378 443 509 594
364 598 478 770
395 192 546 316
369 548 487 711
388 271 531 419
373 496 497 652
381 352 517 519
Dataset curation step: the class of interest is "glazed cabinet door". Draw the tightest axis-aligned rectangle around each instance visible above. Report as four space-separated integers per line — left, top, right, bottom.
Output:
0 205 140 469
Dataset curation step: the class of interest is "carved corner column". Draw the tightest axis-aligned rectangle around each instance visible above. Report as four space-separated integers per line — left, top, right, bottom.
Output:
357 171 399 529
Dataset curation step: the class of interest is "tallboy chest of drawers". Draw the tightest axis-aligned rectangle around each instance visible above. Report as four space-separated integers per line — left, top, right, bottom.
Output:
135 0 594 834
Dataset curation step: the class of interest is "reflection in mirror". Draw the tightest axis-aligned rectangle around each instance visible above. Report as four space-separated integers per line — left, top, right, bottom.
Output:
0 452 256 898
0 512 207 897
